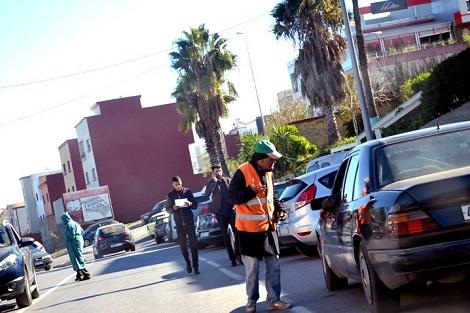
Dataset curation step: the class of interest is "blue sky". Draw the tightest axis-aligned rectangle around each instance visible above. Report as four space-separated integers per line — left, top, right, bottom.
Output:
0 0 362 207
0 0 300 207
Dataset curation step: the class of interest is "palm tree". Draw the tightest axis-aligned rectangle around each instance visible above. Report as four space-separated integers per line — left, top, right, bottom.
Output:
272 0 347 144
352 0 379 122
170 25 237 175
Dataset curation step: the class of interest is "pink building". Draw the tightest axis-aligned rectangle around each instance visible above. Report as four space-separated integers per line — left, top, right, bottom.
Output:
74 96 207 223
58 139 86 193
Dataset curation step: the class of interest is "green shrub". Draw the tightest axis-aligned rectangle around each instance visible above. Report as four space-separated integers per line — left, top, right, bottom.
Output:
399 71 431 102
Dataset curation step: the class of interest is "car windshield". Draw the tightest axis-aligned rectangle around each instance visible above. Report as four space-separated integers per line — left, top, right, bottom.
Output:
0 225 12 247
100 224 125 235
376 129 470 187
279 180 307 202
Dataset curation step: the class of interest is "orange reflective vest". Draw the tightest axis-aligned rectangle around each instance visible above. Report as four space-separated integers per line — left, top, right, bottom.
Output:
234 162 275 232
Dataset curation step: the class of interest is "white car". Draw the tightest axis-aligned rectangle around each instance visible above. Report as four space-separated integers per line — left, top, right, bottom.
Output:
277 165 339 256
306 152 346 173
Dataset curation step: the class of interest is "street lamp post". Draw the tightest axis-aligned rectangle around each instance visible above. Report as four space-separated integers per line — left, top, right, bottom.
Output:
338 0 375 141
237 32 265 134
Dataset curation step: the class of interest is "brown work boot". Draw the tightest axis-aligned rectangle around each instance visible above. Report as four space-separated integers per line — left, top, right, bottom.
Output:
267 300 292 311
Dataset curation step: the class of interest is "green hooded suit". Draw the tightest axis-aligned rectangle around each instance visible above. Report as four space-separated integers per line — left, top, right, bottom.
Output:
61 212 86 271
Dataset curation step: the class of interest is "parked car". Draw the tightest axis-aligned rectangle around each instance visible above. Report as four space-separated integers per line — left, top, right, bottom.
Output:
0 222 40 308
93 223 135 259
274 180 289 199
141 200 167 224
196 213 224 248
166 190 212 243
154 211 170 244
277 165 339 256
26 241 53 271
317 121 470 313
82 219 117 247
306 152 347 173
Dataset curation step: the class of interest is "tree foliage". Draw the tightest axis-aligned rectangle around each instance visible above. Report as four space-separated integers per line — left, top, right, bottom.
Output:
272 0 347 144
399 72 431 102
235 125 317 179
170 25 238 174
265 97 310 129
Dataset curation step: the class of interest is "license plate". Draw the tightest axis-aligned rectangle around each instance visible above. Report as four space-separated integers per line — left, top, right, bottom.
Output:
462 205 470 221
200 232 209 238
111 243 122 248
35 261 43 265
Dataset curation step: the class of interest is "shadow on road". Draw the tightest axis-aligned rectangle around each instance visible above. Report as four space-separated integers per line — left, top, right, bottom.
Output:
36 277 180 310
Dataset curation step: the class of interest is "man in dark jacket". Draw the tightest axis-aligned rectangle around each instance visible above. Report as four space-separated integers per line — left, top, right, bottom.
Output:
166 176 200 274
229 140 291 313
204 164 240 266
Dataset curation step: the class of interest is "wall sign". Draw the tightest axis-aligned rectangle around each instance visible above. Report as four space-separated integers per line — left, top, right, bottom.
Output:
371 0 408 14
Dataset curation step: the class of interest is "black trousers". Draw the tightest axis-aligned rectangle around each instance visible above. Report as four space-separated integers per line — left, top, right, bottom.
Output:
175 220 199 269
217 213 240 262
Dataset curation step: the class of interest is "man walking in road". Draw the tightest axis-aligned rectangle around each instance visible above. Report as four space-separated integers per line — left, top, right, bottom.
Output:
204 164 241 267
229 140 292 313
166 176 200 275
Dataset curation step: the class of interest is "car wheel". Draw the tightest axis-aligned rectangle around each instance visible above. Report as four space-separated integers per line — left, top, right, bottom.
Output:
197 241 207 249
45 265 52 271
31 269 40 299
16 269 33 307
320 242 348 291
295 244 317 257
94 253 102 259
130 245 136 252
359 243 400 313
84 239 89 247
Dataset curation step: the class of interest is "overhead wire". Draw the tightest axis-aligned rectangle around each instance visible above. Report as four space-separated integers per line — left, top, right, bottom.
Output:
0 11 271 127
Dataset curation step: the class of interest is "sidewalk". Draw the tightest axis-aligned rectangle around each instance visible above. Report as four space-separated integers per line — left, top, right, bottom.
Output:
53 224 150 268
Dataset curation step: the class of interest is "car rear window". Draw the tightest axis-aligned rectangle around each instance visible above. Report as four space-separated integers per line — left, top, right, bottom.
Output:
307 164 319 173
279 180 307 202
101 224 125 235
318 171 337 189
274 183 288 198
376 129 470 187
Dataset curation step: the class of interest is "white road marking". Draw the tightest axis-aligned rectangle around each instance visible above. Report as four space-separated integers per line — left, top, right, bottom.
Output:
17 271 76 313
200 256 318 313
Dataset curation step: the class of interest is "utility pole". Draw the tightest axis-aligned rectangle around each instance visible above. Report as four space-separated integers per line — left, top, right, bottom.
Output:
339 0 375 141
237 32 265 134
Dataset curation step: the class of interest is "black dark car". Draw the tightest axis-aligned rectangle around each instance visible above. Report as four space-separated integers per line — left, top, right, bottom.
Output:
317 121 470 313
0 222 40 308
93 223 135 259
196 213 224 248
141 200 167 224
82 219 117 246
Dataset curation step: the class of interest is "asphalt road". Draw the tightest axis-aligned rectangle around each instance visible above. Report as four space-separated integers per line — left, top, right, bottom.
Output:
1 238 469 313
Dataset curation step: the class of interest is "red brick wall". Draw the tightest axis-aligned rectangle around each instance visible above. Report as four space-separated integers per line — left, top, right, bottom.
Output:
87 98 206 223
40 173 66 217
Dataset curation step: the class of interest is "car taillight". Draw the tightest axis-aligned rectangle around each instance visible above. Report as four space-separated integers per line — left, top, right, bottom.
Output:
98 236 105 241
202 204 209 215
387 210 439 238
295 184 317 210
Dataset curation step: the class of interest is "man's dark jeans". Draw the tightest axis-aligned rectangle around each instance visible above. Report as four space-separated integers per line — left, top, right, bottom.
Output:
175 220 199 269
217 213 240 263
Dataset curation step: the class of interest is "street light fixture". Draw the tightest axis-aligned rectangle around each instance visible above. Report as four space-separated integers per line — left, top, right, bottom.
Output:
236 32 265 134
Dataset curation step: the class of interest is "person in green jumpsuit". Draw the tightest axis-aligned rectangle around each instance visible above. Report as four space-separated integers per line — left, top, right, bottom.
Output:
61 212 91 281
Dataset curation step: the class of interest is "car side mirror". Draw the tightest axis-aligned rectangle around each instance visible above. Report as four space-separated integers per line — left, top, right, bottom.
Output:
19 237 35 248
